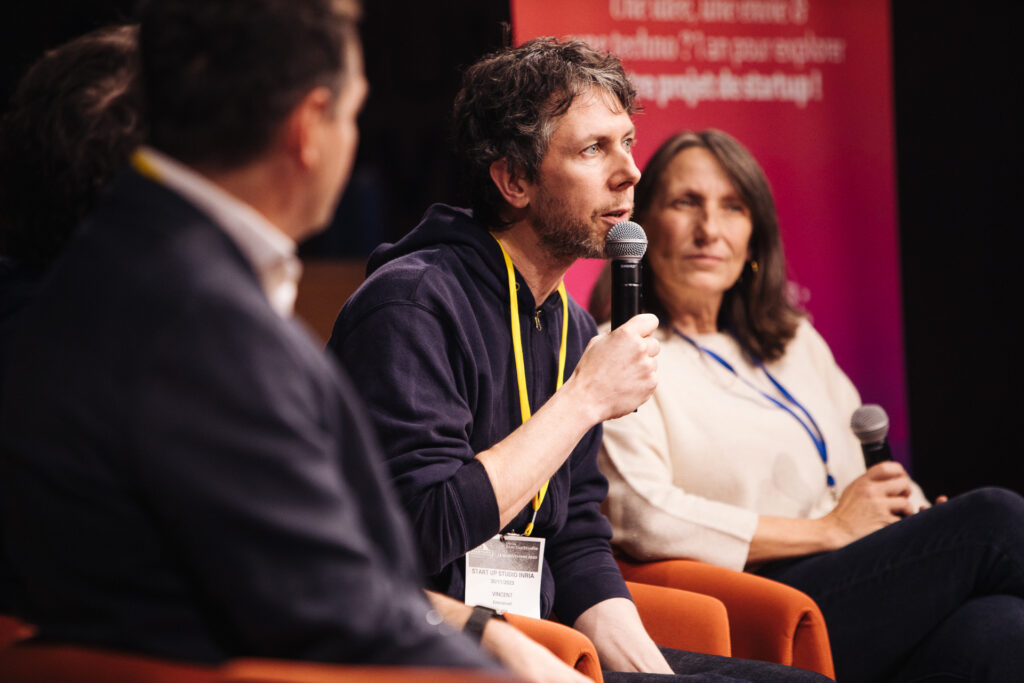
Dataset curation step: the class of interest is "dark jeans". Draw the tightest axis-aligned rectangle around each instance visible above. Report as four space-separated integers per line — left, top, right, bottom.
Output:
757 487 1024 682
602 646 831 682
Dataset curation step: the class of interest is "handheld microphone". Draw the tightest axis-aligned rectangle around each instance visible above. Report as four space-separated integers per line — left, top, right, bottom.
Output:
605 221 647 330
851 404 893 468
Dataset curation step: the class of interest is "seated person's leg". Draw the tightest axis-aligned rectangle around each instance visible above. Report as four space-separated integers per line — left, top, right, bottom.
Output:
759 487 1024 681
891 595 1024 683
599 647 830 682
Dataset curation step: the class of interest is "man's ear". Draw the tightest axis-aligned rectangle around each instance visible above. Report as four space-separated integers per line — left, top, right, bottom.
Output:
488 158 531 209
284 87 333 169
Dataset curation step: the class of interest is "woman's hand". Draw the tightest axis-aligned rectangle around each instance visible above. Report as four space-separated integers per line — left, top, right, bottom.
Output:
749 463 932 563
822 461 915 549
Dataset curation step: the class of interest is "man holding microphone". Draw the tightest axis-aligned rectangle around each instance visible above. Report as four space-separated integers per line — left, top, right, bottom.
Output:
331 37 825 683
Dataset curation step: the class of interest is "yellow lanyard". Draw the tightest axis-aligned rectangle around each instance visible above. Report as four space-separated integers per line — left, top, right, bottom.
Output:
131 149 162 181
493 235 568 536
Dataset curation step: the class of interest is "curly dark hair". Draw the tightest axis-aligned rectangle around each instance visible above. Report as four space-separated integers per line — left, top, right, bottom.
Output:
139 0 361 171
0 24 143 269
590 129 803 361
452 37 640 230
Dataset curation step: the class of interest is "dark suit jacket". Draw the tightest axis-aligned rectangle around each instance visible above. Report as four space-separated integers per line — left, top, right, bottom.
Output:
0 169 489 668
0 258 40 611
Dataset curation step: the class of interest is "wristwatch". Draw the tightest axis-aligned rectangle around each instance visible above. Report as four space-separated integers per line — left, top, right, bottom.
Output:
463 605 506 643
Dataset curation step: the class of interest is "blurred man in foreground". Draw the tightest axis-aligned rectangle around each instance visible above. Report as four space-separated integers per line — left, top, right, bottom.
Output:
0 1 576 676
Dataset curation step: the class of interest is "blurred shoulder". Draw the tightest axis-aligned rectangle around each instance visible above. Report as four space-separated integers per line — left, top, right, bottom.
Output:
343 245 470 321
777 316 842 373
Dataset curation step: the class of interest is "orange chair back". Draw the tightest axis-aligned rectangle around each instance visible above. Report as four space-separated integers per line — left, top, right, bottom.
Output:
626 581 731 656
619 558 834 679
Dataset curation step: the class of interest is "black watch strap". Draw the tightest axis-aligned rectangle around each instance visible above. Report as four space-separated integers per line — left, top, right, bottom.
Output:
463 605 505 643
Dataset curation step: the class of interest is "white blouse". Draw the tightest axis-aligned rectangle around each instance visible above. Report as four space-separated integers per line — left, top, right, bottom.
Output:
599 319 926 571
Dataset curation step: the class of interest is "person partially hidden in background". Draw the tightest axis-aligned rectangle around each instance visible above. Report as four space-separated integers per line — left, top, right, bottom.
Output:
0 1 580 676
592 129 1024 682
331 38 829 683
0 23 144 616
0 24 144 397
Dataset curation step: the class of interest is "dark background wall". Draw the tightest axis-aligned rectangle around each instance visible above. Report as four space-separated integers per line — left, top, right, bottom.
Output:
2 1 1019 498
890 2 1021 498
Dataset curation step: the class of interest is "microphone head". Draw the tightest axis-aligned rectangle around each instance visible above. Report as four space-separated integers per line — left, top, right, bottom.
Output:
851 404 889 444
605 221 647 260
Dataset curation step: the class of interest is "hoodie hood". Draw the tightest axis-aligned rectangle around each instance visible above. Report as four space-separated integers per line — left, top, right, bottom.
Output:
366 204 511 296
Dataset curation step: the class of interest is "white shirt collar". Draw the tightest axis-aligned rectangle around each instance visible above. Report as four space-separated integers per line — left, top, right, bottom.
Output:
133 146 302 317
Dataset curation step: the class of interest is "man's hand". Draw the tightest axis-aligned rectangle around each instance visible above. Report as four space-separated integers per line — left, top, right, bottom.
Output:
823 461 915 549
477 313 660 527
573 597 672 674
426 591 589 683
482 619 592 683
566 313 660 423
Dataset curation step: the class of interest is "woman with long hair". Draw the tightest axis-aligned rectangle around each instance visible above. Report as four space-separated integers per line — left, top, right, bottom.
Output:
593 129 1024 682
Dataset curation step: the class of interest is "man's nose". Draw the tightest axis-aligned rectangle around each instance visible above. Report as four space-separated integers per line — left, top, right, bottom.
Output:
611 146 641 190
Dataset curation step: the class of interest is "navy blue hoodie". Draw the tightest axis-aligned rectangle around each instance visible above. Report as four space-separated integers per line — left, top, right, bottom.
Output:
329 204 631 624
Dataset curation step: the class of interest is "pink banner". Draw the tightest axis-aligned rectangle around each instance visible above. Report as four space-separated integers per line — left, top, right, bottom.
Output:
512 0 909 460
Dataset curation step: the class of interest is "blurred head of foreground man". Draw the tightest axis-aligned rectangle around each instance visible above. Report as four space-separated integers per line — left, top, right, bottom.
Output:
329 37 830 683
0 0 553 672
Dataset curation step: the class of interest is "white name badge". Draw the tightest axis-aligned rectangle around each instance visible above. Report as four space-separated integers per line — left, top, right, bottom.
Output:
464 534 545 618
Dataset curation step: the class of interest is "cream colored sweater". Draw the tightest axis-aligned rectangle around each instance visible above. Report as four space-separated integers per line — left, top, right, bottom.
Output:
599 319 926 571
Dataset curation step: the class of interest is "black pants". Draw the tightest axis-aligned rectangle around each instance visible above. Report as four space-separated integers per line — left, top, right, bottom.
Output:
602 646 829 681
758 487 1024 682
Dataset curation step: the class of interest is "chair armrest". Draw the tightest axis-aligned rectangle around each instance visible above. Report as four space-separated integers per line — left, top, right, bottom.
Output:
503 613 602 682
619 558 834 679
625 580 731 656
0 616 35 651
222 659 512 682
0 643 515 683
0 644 220 683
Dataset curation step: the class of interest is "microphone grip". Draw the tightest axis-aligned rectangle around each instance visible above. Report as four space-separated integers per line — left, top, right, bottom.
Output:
610 259 642 330
861 440 892 468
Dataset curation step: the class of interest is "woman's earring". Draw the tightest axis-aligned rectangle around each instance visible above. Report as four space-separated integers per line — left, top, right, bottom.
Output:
750 259 759 273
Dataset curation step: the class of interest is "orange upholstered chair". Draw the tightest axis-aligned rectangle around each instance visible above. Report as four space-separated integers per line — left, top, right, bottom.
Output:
0 613 593 681
505 612 603 681
508 580 732 682
0 643 515 683
0 616 34 651
618 558 834 679
511 581 730 681
0 585 731 683
221 658 512 682
626 580 731 657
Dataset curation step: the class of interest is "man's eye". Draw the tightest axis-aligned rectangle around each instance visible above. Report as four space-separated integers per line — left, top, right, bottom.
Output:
583 143 599 154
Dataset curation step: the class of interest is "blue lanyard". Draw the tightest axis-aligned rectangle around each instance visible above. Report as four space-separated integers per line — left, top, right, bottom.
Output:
673 327 836 494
